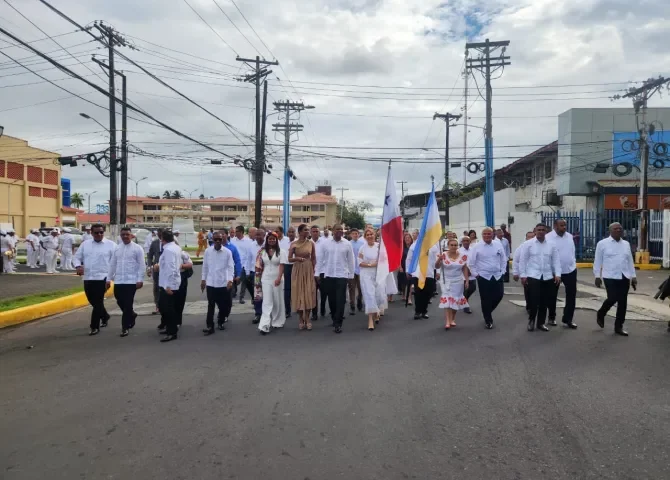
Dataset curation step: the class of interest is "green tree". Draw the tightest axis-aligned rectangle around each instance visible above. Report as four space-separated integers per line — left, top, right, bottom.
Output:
198 193 205 200
340 200 373 229
70 192 84 209
171 190 183 199
162 190 172 199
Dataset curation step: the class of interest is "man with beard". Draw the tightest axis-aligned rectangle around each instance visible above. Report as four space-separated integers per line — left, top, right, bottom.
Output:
201 231 234 336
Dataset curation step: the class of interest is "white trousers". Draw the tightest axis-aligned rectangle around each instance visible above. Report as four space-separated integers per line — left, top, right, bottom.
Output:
27 248 37 267
61 251 73 270
2 252 12 273
258 280 286 333
45 250 58 273
39 248 45 265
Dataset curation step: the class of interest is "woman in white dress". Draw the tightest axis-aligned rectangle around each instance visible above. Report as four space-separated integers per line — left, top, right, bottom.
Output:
435 238 470 330
358 228 386 331
254 232 288 335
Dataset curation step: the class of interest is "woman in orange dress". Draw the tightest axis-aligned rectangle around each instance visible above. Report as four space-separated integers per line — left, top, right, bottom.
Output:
196 229 207 257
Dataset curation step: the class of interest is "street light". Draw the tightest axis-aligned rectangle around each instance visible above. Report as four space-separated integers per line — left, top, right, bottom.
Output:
86 191 97 214
129 176 148 225
0 125 4 137
79 113 107 131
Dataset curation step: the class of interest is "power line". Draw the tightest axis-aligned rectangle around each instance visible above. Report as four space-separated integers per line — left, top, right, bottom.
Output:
211 0 261 55
180 0 238 55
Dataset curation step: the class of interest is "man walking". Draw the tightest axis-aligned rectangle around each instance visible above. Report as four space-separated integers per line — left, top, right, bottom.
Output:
495 228 511 282
282 226 296 318
468 227 506 329
201 231 235 336
406 240 439 320
247 228 265 324
594 222 636 336
520 223 561 332
321 224 355 334
311 225 330 322
157 230 182 342
147 229 163 318
459 235 477 314
512 231 536 316
42 229 60 274
348 228 364 314
73 224 115 335
220 228 242 324
231 226 251 304
546 219 578 329
107 227 145 337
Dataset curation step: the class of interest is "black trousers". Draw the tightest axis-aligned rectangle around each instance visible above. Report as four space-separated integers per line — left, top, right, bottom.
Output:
84 280 108 329
527 277 554 327
476 276 504 325
348 274 363 310
114 283 137 330
243 269 254 300
313 273 330 318
236 268 247 300
523 284 531 312
548 269 577 323
152 270 160 307
598 277 630 330
206 286 231 328
464 278 477 300
325 277 348 328
414 277 435 315
159 288 179 335
284 263 293 315
174 278 188 326
503 262 510 283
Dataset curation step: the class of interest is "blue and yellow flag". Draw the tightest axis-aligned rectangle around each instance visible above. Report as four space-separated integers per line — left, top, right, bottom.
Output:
408 185 442 289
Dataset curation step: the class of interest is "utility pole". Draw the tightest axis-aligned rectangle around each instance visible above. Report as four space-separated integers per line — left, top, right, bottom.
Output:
237 55 278 228
620 76 670 261
433 113 461 228
273 100 313 228
337 187 349 223
466 38 510 227
463 61 470 228
397 180 407 229
93 22 131 237
259 80 268 226
92 56 127 224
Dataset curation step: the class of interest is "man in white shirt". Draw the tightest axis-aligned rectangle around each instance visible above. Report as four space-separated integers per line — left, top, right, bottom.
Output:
311 224 330 322
25 229 38 268
144 230 156 256
107 227 145 337
231 226 251 304
512 231 536 315
520 223 561 332
73 223 116 335
405 240 439 320
157 230 182 342
247 228 265 324
593 222 637 336
546 219 578 329
321 224 355 333
348 228 365 315
81 226 93 243
459 235 478 314
282 226 296 318
59 227 75 271
495 228 511 282
468 227 507 329
42 229 60 274
0 230 11 274
200 231 234 336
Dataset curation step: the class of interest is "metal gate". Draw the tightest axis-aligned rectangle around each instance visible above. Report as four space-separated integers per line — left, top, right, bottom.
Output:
649 210 663 262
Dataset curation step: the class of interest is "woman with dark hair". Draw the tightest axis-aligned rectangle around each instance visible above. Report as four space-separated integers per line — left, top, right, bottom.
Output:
398 232 413 305
289 224 316 330
254 232 287 334
468 230 478 244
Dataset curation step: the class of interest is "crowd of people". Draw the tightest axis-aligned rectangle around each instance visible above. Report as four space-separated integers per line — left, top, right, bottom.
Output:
3 218 646 340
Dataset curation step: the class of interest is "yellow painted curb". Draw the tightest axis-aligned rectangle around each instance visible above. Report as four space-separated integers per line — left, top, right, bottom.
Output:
0 285 114 329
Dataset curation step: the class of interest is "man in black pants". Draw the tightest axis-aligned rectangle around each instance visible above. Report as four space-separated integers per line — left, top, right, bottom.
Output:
593 222 637 336
512 231 536 315
322 224 355 334
107 227 146 337
201 231 234 335
405 241 438 319
468 228 506 329
520 223 561 332
175 250 193 327
147 229 163 318
73 223 116 336
546 219 578 329
157 230 182 342
459 235 477 313
310 225 330 322
283 226 296 318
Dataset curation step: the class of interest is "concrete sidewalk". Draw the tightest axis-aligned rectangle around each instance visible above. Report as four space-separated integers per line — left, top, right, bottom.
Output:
0 267 83 301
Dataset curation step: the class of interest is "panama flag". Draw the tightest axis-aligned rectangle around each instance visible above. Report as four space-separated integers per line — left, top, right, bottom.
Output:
407 184 442 289
376 166 403 286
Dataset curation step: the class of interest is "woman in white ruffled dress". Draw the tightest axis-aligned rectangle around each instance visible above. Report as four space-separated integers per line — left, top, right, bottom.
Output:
358 228 386 331
435 238 470 330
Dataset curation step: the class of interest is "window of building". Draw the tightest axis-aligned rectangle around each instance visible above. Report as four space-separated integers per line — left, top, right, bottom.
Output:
0 160 5 177
43 169 58 185
29 186 42 197
534 164 542 184
524 169 532 186
212 216 223 222
143 204 159 211
7 162 24 180
42 188 58 199
27 166 43 183
544 160 553 180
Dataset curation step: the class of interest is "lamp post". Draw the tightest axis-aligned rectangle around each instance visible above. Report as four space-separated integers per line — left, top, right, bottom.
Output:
184 188 199 230
86 191 97 214
79 113 107 132
129 176 148 225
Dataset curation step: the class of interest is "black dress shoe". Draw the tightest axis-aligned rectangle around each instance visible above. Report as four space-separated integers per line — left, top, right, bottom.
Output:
130 313 137 329
158 329 167 335
160 334 178 342
596 314 605 329
203 328 215 335
217 323 226 331
464 307 472 314
101 320 108 328
538 325 550 332
334 326 342 334
615 329 629 336
548 319 557 326
89 328 100 336
120 330 129 337
252 315 260 325
564 322 578 329
413 314 421 320
485 323 494 330
157 323 165 330
527 321 535 332
421 314 430 319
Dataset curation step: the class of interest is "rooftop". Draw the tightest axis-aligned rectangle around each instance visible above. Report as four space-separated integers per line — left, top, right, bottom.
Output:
126 192 338 205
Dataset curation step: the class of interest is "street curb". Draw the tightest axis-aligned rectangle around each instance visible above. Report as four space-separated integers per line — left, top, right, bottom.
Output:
0 285 115 329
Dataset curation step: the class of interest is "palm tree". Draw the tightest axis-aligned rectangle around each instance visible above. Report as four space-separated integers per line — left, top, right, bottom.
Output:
162 190 172 199
171 190 183 199
198 193 205 200
70 192 84 209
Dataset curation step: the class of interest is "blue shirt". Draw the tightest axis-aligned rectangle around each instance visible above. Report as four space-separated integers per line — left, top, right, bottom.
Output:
224 242 242 277
349 238 365 275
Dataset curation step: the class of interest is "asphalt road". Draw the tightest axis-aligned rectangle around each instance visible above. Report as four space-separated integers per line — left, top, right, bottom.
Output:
1 268 669 480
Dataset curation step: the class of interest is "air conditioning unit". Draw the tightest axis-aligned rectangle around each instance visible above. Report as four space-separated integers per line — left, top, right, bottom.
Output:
545 190 561 206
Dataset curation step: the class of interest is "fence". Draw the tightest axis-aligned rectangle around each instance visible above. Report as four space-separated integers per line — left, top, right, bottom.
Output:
541 209 663 263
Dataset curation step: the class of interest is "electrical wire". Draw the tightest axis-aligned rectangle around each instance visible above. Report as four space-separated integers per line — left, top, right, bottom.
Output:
211 0 261 55
181 0 238 55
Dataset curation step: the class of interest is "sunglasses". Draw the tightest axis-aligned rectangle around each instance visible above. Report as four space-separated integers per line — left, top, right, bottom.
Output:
213 238 223 242
93 231 104 235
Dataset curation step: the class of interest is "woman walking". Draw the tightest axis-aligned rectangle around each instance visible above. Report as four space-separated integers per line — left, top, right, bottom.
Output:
398 232 414 305
358 228 386 331
255 232 287 335
289 224 316 330
435 238 470 330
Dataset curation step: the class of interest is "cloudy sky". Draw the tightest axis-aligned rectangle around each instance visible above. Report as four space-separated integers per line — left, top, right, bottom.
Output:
1 0 669 221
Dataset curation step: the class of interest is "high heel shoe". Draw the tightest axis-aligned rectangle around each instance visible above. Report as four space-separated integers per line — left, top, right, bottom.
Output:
306 322 313 331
